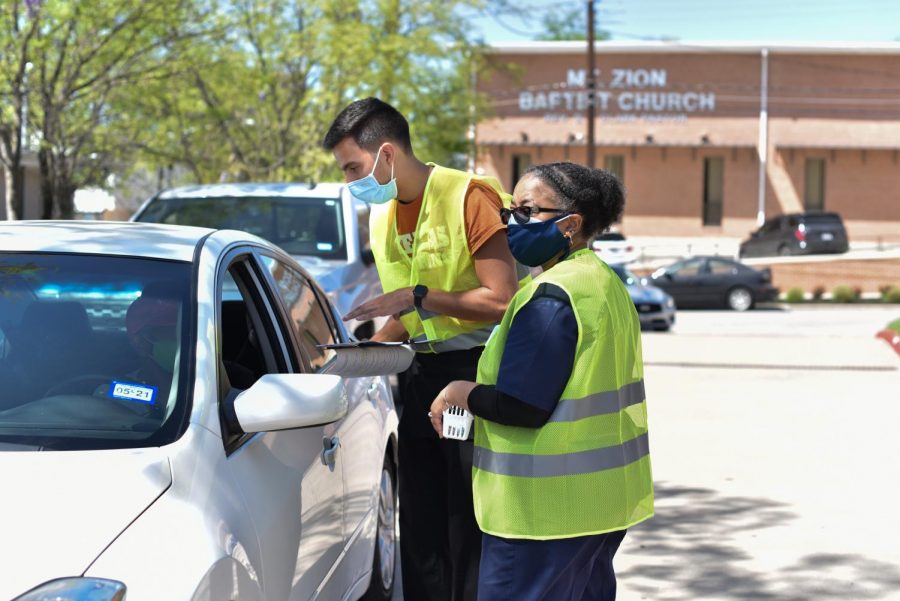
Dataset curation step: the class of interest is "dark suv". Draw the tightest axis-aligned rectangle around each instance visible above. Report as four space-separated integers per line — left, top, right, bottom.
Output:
739 212 849 258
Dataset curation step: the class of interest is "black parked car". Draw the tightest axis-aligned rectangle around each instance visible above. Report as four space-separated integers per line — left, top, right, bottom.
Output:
649 256 779 311
739 212 849 258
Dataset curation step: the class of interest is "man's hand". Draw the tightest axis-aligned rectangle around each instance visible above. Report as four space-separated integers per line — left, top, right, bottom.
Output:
343 287 414 323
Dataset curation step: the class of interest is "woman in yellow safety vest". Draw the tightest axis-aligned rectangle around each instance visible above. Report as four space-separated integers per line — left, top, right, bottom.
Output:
429 162 653 601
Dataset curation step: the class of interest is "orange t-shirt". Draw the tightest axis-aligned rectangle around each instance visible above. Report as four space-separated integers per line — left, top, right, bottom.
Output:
394 181 505 257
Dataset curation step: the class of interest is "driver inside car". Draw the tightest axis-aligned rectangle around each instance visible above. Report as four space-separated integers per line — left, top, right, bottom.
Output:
94 290 182 418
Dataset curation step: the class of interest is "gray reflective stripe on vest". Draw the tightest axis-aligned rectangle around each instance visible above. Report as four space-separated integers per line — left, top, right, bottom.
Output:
548 380 645 423
410 326 492 353
473 432 650 478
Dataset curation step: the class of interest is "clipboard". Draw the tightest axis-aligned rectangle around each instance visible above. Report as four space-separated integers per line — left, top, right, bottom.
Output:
317 339 438 350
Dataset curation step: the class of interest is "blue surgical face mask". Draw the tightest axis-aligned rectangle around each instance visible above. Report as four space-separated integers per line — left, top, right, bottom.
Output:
347 145 397 205
506 214 572 267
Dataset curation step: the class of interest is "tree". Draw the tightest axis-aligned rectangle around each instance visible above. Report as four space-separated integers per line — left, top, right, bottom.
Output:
127 0 489 189
8 0 496 217
534 5 610 42
28 0 210 218
0 0 40 220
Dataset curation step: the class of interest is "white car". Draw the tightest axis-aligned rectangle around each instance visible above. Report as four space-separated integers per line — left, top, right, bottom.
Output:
131 183 383 340
0 222 405 601
591 232 637 265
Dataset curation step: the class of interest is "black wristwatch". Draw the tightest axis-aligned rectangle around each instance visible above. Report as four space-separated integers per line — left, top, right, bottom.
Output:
413 284 429 309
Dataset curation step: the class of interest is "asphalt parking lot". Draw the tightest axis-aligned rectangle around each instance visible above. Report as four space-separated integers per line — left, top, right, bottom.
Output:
394 305 900 600
618 306 900 600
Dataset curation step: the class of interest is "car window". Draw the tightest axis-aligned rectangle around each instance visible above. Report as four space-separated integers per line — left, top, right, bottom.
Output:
260 256 337 372
0 253 192 450
667 258 704 276
708 259 738 275
136 195 347 260
801 214 843 226
758 219 780 234
219 265 280 393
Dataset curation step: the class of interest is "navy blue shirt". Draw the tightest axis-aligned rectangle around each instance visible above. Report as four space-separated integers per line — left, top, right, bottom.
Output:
468 284 577 427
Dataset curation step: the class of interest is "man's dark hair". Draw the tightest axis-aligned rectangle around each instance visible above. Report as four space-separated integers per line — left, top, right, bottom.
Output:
322 97 413 153
523 162 625 239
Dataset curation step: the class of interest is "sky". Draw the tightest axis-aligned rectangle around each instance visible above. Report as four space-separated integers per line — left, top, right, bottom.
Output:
468 0 900 44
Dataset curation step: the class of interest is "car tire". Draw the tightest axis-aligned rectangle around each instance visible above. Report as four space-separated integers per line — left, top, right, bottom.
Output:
727 286 754 311
363 454 397 601
778 245 791 257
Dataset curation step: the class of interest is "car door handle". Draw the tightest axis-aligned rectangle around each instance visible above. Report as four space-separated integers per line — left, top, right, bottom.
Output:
321 436 340 471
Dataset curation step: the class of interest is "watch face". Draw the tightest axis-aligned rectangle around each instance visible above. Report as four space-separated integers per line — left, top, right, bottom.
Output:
414 285 428 306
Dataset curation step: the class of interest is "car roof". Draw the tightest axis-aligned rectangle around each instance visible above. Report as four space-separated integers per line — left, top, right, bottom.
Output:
156 182 345 200
773 211 842 219
0 221 217 262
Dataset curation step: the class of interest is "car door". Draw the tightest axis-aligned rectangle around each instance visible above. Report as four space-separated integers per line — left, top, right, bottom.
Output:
258 252 387 594
216 251 346 601
655 257 705 307
705 258 742 306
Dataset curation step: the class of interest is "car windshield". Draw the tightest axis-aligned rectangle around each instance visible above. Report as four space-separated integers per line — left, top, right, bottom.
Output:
0 253 192 451
611 264 639 285
136 195 346 260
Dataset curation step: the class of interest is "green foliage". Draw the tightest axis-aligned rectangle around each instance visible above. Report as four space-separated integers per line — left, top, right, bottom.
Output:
831 285 856 303
126 0 488 185
6 0 492 215
534 5 610 42
785 287 805 303
881 287 900 304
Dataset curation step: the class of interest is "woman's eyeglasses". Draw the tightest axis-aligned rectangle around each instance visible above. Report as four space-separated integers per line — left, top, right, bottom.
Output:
499 206 566 225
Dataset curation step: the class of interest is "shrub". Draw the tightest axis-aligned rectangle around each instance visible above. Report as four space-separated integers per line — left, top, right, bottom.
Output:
852 286 863 300
832 285 856 303
812 286 826 300
785 287 805 303
882 286 900 304
879 285 893 297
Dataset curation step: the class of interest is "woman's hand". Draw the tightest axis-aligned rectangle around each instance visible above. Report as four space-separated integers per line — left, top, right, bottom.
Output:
429 380 478 438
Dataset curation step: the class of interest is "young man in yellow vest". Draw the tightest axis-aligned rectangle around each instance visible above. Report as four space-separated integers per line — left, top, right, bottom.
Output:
323 97 518 601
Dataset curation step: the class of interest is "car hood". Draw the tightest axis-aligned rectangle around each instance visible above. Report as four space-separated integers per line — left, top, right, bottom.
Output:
0 447 172 599
627 283 671 304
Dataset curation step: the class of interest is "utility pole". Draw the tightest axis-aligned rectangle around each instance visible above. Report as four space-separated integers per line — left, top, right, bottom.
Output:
756 48 769 227
586 0 596 167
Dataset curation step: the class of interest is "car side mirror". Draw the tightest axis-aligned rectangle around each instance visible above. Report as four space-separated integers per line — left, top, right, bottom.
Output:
232 373 347 432
360 248 376 266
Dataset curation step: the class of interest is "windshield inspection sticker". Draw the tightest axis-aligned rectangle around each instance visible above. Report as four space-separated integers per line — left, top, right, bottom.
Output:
108 381 158 405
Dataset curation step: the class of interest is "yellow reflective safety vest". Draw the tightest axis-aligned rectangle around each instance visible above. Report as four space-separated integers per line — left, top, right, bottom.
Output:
369 164 510 353
473 248 654 540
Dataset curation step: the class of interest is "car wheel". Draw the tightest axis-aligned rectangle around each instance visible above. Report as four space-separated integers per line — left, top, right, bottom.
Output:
778 245 791 257
727 286 754 311
363 454 397 601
